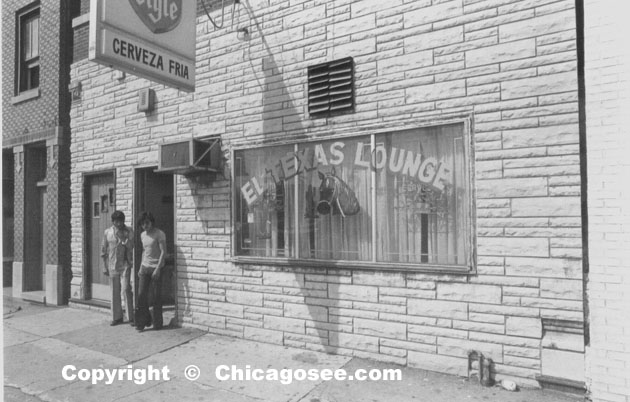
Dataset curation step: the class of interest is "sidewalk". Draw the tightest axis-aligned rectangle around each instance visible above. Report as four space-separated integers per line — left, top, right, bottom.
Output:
3 296 584 402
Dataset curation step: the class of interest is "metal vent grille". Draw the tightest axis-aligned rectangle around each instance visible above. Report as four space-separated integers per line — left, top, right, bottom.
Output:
308 57 354 118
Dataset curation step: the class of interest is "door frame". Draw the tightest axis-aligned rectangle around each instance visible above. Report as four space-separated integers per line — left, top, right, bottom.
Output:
37 183 48 291
132 165 178 317
82 169 116 301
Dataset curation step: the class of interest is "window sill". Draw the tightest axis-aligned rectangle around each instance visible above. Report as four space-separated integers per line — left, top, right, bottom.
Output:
11 88 40 105
230 256 472 274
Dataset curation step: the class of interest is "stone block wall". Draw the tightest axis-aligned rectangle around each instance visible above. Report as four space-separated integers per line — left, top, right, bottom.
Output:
584 0 630 401
70 0 583 386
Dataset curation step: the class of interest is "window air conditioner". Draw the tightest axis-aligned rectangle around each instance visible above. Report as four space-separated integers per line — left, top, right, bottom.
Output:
156 138 221 175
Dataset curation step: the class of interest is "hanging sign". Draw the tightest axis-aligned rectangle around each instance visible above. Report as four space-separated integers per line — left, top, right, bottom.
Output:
89 0 196 92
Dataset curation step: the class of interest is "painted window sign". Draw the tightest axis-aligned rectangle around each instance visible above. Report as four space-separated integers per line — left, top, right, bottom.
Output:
234 123 471 269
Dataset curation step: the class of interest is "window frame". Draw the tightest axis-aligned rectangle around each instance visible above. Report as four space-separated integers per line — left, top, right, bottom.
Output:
230 118 476 274
15 3 41 96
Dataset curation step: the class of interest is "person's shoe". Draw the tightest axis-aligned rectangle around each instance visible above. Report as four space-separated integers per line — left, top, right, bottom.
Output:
129 321 136 327
136 325 144 331
153 325 163 330
110 319 123 326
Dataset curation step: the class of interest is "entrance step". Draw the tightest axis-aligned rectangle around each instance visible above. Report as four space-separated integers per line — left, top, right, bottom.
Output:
21 291 46 304
69 298 110 315
536 375 586 395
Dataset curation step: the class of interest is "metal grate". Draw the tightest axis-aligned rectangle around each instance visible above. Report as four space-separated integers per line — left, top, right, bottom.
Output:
307 57 354 118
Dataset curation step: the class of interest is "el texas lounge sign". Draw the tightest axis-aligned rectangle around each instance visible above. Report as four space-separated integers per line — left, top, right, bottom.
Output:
89 0 196 92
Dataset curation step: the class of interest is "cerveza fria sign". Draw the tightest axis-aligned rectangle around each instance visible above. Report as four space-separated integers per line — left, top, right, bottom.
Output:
89 0 196 92
239 141 452 208
111 37 189 80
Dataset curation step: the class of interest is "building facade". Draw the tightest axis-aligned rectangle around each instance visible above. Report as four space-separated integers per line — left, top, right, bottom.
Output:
69 0 586 389
584 0 630 401
2 0 80 305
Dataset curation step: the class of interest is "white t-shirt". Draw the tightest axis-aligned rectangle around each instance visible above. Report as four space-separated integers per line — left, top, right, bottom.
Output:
141 229 166 268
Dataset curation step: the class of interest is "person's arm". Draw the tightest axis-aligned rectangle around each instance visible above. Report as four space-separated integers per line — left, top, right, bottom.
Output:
152 231 167 279
126 228 134 267
100 230 109 276
125 227 134 273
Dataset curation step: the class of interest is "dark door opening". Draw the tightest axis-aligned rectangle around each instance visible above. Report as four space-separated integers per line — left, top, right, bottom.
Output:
3 150 15 287
23 145 47 292
134 168 176 306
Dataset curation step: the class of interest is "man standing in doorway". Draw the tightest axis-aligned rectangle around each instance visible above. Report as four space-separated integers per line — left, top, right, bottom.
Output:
101 210 135 326
136 211 166 331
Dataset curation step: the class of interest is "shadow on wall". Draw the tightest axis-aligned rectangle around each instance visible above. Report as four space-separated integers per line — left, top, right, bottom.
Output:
300 267 343 356
175 244 193 327
178 0 342 351
242 0 340 354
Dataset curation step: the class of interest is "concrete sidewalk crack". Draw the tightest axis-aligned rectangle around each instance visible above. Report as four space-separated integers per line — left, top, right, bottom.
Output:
110 381 164 402
123 330 207 365
291 356 356 402
5 382 47 401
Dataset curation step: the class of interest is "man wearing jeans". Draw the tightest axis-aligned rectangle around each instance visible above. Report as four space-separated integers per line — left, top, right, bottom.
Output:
101 210 134 326
135 211 166 331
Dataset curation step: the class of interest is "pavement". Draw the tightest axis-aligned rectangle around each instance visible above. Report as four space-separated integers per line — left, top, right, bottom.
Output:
3 292 584 402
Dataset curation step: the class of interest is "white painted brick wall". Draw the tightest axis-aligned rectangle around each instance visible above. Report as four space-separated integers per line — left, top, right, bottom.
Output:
584 0 630 401
69 0 584 387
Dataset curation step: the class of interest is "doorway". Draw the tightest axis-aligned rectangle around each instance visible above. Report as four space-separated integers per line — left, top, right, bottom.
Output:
3 150 15 287
23 145 47 293
134 168 175 306
84 172 115 301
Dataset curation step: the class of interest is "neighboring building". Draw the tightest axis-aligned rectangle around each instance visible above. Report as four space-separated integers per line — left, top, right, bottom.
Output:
583 0 630 401
69 0 586 390
2 0 80 305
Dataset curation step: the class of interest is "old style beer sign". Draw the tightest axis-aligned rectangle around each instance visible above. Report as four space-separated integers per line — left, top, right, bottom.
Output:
89 0 196 92
129 0 182 33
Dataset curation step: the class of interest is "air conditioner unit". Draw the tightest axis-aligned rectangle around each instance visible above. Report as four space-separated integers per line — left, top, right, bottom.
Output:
156 138 221 175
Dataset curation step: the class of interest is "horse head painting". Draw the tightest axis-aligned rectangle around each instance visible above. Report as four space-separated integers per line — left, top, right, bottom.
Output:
316 168 360 217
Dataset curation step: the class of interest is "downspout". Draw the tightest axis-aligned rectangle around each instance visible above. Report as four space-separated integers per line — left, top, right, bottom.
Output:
574 0 589 352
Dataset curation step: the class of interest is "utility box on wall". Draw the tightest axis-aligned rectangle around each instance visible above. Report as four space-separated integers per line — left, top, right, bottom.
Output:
138 88 155 113
156 138 221 175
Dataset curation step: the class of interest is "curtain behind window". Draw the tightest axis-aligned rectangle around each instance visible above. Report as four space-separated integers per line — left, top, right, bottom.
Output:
375 124 468 265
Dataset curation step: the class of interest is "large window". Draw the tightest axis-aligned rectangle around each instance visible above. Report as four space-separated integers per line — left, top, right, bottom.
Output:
16 5 40 94
234 123 473 271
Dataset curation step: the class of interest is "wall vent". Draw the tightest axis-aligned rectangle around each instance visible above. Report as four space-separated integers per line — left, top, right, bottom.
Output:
307 57 354 118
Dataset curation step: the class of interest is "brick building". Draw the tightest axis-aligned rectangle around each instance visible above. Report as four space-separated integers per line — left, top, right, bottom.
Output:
583 0 630 401
69 0 587 391
2 0 80 305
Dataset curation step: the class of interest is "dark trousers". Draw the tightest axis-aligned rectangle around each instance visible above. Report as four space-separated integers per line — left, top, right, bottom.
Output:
136 266 163 329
